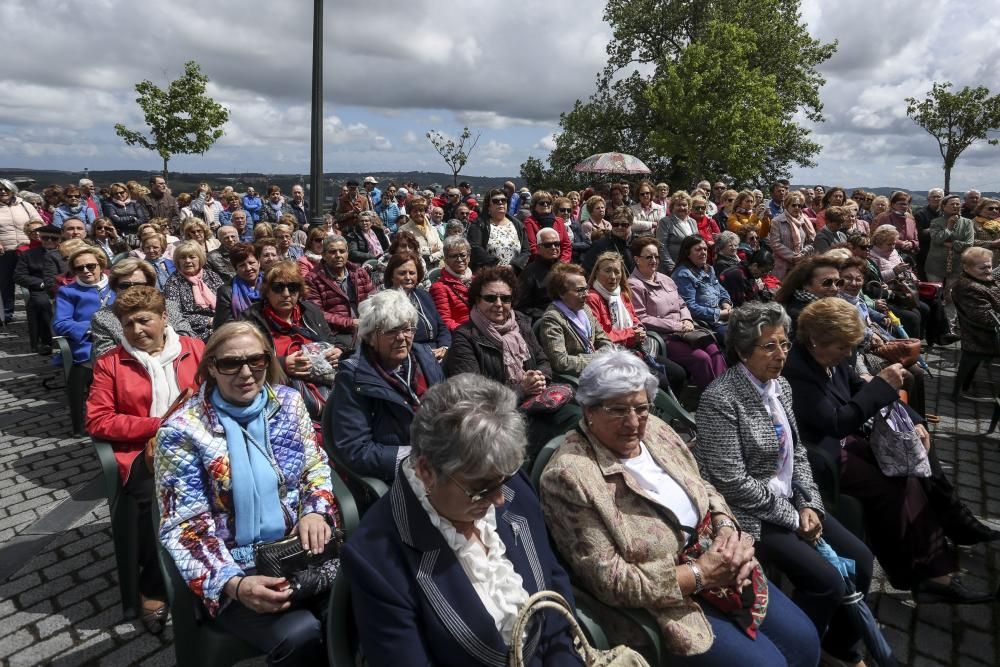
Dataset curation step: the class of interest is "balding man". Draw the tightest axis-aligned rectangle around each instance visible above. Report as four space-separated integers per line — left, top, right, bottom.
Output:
504 181 522 217
962 189 982 219
206 226 239 279
515 227 561 322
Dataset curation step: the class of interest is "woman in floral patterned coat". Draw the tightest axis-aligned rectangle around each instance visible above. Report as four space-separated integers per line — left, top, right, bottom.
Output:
155 321 339 665
539 349 820 666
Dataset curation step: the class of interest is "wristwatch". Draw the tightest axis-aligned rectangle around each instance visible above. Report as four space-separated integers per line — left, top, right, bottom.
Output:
688 562 704 594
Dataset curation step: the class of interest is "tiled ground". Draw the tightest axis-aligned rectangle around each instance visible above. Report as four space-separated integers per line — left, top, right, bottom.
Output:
0 302 997 666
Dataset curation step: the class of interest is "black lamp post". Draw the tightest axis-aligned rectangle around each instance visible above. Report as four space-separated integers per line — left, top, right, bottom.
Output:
309 0 325 226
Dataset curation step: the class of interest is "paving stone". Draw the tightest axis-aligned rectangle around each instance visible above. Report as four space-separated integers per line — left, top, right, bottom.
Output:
9 631 75 667
48 632 115 667
914 621 953 662
97 631 163 666
0 630 36 660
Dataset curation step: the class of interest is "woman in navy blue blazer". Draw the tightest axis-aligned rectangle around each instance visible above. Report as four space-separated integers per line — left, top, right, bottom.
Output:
342 374 584 667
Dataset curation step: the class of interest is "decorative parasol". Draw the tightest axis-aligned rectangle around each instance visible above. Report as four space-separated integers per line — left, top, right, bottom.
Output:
573 152 651 175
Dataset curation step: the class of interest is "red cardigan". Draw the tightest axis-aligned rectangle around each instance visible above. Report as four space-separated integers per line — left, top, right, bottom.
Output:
586 289 640 347
523 215 573 263
86 336 204 483
429 270 470 331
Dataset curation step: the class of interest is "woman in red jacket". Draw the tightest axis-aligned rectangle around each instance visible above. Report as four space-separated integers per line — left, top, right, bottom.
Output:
586 251 686 395
429 235 472 331
85 286 204 634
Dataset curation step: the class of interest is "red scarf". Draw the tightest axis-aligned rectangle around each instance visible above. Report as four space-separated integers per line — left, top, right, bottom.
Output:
262 303 311 358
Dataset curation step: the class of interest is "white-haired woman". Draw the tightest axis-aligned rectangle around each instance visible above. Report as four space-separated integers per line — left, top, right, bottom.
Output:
330 289 446 483
343 374 584 667
696 302 874 666
712 230 741 276
540 350 819 665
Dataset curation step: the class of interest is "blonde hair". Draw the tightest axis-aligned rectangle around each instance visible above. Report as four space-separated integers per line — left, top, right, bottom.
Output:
172 240 206 266
197 321 286 389
796 297 865 347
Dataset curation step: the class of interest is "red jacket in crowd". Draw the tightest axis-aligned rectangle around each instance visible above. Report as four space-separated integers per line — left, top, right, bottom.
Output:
523 215 573 263
85 336 204 483
586 289 642 348
429 270 470 332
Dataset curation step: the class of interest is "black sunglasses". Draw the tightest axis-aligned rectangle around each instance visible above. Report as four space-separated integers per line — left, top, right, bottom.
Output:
557 208 572 214
74 263 99 273
611 222 631 229
213 353 271 375
820 278 846 288
540 241 561 249
480 294 513 304
269 282 302 294
491 197 507 205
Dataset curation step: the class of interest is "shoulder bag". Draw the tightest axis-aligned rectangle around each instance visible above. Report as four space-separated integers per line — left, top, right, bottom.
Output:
508 590 650 667
870 401 931 477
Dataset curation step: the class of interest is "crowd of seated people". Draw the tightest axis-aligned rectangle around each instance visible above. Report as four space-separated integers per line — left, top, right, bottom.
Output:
3 172 998 666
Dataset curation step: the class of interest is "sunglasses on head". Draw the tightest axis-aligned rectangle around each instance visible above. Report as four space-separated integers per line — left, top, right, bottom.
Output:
480 293 513 304
213 353 271 375
74 263 99 273
269 282 301 294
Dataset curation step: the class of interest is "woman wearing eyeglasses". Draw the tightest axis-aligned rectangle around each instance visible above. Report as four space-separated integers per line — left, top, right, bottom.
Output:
163 240 226 341
88 217 121 262
344 374 584 667
537 263 613 378
969 198 1000 266
467 188 529 271
695 302 873 666
102 181 149 240
155 321 339 663
628 181 665 236
89 258 196 360
520 190 572 264
243 261 342 422
54 247 113 364
86 286 204 634
768 191 816 280
52 185 97 231
540 349 817 665
331 289 446 483
430 236 473 331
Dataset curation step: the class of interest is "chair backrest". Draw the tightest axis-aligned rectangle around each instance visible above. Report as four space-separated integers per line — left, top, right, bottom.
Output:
319 399 390 514
529 434 566 491
651 389 696 441
427 267 442 283
326 568 359 667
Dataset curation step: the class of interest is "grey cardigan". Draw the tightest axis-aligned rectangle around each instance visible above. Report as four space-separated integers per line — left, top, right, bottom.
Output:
694 365 824 539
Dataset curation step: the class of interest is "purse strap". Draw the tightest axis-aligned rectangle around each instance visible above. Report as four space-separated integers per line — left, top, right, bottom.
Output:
509 590 598 667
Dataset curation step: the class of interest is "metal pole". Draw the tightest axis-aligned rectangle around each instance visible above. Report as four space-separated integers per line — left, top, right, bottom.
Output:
309 0 325 226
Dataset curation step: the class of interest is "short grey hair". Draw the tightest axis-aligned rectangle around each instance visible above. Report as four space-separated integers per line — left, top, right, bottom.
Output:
717 230 739 249
443 234 470 253
726 301 791 362
576 348 657 407
410 373 526 478
537 227 560 242
322 234 347 252
358 289 417 341
928 187 944 198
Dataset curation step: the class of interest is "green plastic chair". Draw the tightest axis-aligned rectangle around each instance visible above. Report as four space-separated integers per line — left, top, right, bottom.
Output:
803 442 865 541
91 439 140 619
651 389 697 439
426 267 442 284
319 400 390 515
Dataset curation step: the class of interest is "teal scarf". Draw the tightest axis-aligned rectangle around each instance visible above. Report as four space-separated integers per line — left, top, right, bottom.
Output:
210 387 285 547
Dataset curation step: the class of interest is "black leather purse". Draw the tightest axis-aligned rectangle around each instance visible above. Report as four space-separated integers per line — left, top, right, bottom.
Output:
254 529 345 602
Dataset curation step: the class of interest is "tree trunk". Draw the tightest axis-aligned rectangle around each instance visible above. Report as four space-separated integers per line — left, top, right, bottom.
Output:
943 162 951 195
162 156 169 179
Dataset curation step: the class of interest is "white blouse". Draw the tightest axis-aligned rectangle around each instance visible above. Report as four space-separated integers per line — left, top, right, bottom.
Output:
403 460 529 642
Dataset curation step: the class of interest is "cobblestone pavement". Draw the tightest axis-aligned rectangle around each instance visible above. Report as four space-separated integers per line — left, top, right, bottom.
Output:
0 304 997 665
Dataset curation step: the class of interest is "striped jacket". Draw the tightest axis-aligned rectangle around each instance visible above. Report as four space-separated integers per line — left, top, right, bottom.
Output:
155 384 338 616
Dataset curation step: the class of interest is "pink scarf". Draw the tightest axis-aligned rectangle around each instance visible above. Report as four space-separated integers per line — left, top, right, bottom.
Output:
470 307 529 386
185 269 217 309
363 228 384 258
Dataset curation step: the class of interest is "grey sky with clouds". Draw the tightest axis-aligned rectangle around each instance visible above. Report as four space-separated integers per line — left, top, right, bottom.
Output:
2 0 998 190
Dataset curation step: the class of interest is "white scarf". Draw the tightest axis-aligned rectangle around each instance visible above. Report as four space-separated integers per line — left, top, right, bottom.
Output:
592 281 633 329
739 364 794 499
120 325 183 417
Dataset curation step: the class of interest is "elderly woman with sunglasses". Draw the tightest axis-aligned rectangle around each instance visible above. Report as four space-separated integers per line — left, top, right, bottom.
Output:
89 258 195 360
88 217 121 262
774 255 845 329
344 374 584 667
540 349 819 666
523 191 572 263
102 181 149 238
429 235 473 331
54 246 114 364
52 185 97 231
331 289 446 484
87 286 204 634
768 191 816 280
696 302 874 666
467 188 530 271
243 261 343 422
629 181 665 236
156 321 339 664
970 198 1000 266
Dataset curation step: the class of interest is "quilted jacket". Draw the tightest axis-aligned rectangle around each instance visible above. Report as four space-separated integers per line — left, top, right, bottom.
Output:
304 262 375 335
155 384 338 616
428 270 470 331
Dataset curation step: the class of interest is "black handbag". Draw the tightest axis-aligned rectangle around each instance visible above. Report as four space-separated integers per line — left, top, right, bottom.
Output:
254 529 345 602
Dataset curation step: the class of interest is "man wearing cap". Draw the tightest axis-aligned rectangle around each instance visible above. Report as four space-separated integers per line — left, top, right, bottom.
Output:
336 180 370 229
363 176 381 210
140 175 180 226
79 179 101 219
14 223 61 353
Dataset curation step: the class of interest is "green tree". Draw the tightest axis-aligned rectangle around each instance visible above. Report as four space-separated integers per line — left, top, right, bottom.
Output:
426 127 481 185
519 155 557 192
114 61 230 177
905 82 1000 194
548 0 836 189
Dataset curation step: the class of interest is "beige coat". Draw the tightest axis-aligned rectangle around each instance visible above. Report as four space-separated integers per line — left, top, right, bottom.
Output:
540 417 738 656
537 304 612 376
0 197 41 250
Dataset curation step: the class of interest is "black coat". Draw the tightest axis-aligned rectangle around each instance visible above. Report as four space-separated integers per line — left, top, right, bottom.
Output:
443 312 551 391
514 258 555 322
466 216 530 271
781 342 912 462
345 226 390 264
102 200 148 235
582 233 635 276
13 246 50 292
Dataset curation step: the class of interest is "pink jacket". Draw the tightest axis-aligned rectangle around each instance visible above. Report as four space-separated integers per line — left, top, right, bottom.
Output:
873 212 919 253
627 269 693 335
768 213 816 279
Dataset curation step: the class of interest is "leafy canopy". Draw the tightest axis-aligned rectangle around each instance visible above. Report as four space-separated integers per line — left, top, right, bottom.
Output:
905 82 1000 193
114 61 230 176
548 0 836 189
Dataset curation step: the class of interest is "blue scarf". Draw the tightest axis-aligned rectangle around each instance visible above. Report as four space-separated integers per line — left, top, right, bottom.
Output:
231 274 262 317
210 387 285 547
553 299 594 352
